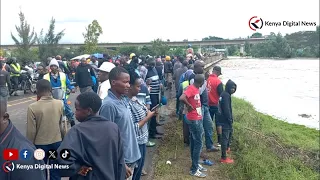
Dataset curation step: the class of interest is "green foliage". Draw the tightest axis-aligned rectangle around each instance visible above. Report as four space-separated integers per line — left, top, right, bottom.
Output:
83 20 103 54
251 33 292 58
226 45 238 56
244 41 251 55
118 46 139 56
151 39 170 56
222 97 319 180
250 32 263 38
11 11 38 63
202 36 224 40
37 17 65 63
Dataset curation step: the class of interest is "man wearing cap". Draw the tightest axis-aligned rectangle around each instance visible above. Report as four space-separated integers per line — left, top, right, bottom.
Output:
97 62 115 100
207 66 224 146
44 59 76 126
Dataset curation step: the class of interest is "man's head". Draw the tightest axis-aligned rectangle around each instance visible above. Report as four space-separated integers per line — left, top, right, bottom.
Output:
188 64 194 70
11 57 17 64
109 67 130 95
182 60 188 67
75 92 102 122
193 74 205 88
225 79 237 95
194 60 205 74
212 66 222 76
36 79 52 98
56 55 62 60
91 56 97 62
49 59 59 74
146 58 156 69
37 64 46 75
0 99 9 135
80 57 87 64
98 62 116 82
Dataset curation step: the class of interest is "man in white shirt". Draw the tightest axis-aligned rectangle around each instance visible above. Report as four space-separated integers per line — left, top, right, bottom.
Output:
97 62 116 100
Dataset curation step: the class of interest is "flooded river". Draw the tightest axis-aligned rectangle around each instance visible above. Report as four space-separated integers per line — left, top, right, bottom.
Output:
216 58 319 130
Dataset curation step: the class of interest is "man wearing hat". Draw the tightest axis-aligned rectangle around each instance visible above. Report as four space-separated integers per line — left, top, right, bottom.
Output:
43 59 76 126
97 62 116 100
207 66 223 146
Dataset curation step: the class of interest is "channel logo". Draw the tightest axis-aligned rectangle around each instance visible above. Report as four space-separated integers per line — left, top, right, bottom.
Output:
60 149 71 160
3 149 19 161
20 149 32 160
2 161 15 173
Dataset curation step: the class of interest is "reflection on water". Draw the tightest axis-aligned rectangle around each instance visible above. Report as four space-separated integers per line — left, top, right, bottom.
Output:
216 58 319 129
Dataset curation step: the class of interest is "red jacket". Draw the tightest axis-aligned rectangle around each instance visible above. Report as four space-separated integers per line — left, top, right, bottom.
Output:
207 74 223 106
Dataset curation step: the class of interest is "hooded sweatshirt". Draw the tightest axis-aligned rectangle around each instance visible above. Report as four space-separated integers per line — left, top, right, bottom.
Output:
217 80 237 129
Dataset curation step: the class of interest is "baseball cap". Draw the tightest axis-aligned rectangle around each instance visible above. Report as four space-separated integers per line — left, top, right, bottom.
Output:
213 66 222 75
98 62 115 72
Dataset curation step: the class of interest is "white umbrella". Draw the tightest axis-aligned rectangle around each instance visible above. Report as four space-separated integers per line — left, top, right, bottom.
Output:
71 54 91 60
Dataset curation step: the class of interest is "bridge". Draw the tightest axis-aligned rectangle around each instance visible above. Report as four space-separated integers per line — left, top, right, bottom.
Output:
0 38 268 49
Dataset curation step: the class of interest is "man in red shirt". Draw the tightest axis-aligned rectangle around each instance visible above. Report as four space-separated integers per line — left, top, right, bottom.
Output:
179 74 207 178
207 66 223 146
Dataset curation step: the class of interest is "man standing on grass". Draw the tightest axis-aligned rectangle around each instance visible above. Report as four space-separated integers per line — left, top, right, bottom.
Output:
207 66 224 146
180 74 207 178
217 79 237 164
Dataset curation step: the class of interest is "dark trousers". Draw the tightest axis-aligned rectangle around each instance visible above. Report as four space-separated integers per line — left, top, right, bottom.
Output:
0 86 9 108
183 115 190 145
209 106 222 143
132 144 146 180
11 76 19 91
35 141 62 180
221 128 233 159
175 92 180 115
149 94 159 136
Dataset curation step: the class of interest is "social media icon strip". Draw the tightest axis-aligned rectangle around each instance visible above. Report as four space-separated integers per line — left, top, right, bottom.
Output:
3 149 19 161
2 161 15 173
20 149 32 160
60 149 71 160
34 149 45 160
47 149 58 160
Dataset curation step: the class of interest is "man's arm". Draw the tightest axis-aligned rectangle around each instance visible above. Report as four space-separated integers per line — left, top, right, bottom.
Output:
217 82 224 96
117 127 126 180
26 107 36 143
6 73 12 90
66 74 75 90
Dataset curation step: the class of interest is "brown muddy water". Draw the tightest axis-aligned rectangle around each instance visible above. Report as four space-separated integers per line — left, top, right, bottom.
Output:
216 57 319 130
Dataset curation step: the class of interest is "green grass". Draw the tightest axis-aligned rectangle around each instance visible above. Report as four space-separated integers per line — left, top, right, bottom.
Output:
153 97 319 180
223 97 320 180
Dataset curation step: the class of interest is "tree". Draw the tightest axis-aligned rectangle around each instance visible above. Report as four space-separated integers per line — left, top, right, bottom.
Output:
11 11 37 63
151 39 170 56
83 20 103 54
38 17 65 62
118 46 139 56
250 32 263 38
202 36 223 41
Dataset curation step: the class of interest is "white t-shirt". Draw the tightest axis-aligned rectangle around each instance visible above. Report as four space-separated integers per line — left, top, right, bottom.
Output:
98 80 111 100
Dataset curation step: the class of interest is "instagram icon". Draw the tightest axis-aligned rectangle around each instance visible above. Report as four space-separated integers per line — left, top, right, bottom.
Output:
33 149 45 160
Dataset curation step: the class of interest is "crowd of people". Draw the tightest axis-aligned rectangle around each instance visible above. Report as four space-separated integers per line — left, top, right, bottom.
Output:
0 46 237 179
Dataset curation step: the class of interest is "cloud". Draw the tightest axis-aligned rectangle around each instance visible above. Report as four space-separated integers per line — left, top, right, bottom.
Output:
1 0 319 45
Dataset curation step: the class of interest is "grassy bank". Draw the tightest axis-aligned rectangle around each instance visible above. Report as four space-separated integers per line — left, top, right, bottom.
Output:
153 97 319 180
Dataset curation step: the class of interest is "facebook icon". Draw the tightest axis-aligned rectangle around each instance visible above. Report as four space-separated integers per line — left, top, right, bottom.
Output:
20 149 32 160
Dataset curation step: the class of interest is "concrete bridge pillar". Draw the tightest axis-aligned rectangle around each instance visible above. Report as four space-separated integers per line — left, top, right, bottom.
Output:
240 44 245 56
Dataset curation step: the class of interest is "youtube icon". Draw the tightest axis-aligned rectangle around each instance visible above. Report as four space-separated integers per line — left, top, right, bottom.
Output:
3 149 19 160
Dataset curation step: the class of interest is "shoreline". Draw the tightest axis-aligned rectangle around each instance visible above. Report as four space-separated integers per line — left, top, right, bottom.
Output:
226 56 319 60
152 96 319 180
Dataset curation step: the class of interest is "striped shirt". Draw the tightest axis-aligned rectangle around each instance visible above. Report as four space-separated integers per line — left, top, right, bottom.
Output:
129 97 149 145
145 67 160 95
137 83 151 105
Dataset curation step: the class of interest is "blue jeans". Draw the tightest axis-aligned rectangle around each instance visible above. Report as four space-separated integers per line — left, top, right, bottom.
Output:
185 118 204 173
132 144 146 180
35 141 62 180
202 106 214 149
63 99 75 121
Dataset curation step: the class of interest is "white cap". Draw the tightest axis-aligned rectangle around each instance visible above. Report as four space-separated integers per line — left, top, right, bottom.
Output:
49 58 59 67
98 62 115 72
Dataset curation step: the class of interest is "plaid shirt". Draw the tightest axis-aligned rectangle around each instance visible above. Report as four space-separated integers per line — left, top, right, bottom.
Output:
129 96 149 145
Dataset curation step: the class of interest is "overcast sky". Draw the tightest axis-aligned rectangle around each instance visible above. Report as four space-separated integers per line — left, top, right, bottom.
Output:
1 0 319 45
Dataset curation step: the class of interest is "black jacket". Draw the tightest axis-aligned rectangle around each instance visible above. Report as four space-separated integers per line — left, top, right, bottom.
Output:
164 61 173 73
57 115 126 180
75 64 95 88
217 79 237 129
0 121 46 180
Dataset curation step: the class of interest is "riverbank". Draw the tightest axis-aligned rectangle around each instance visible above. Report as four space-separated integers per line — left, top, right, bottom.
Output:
153 97 319 180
